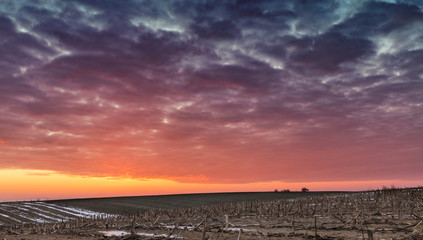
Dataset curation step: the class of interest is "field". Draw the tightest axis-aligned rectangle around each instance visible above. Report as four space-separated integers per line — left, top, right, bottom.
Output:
49 192 331 214
0 201 104 225
1 188 423 239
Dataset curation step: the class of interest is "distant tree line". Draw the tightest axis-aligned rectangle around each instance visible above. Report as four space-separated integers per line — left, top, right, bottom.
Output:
273 187 309 192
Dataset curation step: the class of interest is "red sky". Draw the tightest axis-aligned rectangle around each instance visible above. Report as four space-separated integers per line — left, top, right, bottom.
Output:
0 0 422 201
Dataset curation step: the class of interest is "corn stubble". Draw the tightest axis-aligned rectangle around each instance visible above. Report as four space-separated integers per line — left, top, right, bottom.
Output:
0 187 423 239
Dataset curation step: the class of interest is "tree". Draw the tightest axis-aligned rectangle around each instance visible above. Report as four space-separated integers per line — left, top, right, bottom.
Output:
301 187 309 192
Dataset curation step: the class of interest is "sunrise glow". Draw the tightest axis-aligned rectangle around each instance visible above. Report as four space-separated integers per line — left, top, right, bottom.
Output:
1 169 421 202
1 0 422 201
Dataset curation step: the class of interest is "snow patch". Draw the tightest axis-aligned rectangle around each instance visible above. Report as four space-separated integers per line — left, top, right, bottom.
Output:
0 212 22 223
163 224 195 230
99 230 183 238
226 227 256 232
30 202 103 218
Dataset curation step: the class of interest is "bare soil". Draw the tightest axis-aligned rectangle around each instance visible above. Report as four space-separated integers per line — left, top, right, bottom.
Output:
1 189 423 239
48 192 333 214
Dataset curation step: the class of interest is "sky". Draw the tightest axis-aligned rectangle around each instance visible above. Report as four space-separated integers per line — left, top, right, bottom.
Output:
0 0 422 201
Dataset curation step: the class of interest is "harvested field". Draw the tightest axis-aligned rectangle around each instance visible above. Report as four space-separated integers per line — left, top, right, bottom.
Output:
49 192 332 214
0 201 106 225
1 188 423 239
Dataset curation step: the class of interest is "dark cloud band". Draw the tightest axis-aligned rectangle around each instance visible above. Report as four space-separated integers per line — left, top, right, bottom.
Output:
0 0 422 183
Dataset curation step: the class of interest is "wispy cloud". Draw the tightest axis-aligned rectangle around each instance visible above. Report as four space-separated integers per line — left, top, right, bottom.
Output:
0 0 422 184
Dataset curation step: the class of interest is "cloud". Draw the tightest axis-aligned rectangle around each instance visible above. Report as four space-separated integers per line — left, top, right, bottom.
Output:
0 0 422 185
286 31 374 75
334 1 423 37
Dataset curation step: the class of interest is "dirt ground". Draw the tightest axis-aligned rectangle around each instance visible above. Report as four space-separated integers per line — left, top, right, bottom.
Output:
1 215 422 240
2 189 423 239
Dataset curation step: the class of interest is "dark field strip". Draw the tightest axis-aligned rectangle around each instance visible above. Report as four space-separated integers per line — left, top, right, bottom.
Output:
0 204 48 222
0 207 30 223
28 202 85 218
49 191 347 214
0 215 17 225
20 203 75 220
0 202 105 226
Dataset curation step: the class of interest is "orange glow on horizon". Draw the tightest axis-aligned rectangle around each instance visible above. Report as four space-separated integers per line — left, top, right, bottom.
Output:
1 169 421 202
1 0 423 207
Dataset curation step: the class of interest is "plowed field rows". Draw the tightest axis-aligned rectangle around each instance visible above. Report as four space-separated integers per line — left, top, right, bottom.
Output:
0 202 105 225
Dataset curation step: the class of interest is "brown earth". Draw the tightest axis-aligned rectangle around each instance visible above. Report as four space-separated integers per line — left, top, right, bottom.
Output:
1 188 423 239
